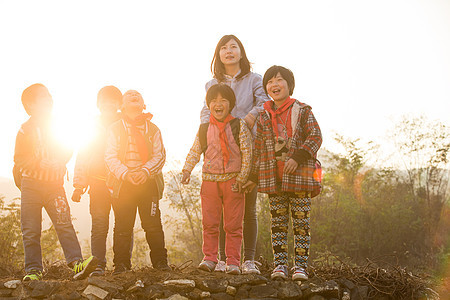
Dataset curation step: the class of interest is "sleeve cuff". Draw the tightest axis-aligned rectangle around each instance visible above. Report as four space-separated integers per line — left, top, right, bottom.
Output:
142 168 150 177
248 173 259 184
292 149 311 165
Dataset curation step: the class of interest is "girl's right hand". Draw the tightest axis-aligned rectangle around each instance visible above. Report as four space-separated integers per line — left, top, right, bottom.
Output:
242 180 257 193
181 171 191 184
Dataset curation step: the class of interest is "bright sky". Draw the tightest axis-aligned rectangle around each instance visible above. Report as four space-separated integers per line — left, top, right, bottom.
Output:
1 0 450 178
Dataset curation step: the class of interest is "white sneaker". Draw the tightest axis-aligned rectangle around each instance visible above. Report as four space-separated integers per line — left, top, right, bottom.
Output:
225 264 241 275
241 260 261 274
214 260 226 272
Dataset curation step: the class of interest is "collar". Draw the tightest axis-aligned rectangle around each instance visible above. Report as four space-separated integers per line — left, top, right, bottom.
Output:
224 69 242 80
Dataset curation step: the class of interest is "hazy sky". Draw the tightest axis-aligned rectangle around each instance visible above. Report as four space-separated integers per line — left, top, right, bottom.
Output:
1 0 449 178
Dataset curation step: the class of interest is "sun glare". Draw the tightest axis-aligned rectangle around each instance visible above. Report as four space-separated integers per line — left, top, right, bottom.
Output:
51 111 97 152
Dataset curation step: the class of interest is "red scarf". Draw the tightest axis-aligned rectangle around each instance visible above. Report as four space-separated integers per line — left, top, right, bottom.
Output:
209 114 235 167
263 97 295 139
123 113 153 163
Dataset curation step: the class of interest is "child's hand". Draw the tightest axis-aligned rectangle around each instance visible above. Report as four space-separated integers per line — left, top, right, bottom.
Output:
242 180 257 193
71 188 84 202
131 170 148 185
284 158 298 174
181 171 191 184
231 182 244 193
244 115 256 129
124 172 137 184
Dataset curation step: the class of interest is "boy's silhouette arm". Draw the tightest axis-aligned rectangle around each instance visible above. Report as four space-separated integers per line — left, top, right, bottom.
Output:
73 147 89 190
14 125 40 172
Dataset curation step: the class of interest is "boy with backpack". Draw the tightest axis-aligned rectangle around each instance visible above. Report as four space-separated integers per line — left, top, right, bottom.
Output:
72 86 123 276
14 83 98 281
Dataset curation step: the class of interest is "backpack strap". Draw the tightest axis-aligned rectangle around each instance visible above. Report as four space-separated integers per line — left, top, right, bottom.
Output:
198 119 241 154
229 118 241 147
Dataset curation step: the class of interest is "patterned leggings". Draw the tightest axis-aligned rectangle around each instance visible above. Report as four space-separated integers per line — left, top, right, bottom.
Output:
269 192 311 268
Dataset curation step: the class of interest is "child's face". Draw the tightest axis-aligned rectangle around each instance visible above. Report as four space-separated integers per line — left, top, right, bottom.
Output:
219 39 241 67
209 93 231 121
98 97 120 115
122 90 145 113
29 87 53 117
266 72 290 103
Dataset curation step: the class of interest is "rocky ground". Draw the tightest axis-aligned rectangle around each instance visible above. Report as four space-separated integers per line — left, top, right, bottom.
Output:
0 260 443 300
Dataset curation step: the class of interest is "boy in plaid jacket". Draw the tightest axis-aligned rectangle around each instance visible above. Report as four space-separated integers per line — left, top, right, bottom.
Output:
245 66 322 281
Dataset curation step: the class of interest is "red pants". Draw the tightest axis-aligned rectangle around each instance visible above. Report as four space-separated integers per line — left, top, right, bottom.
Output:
200 178 245 266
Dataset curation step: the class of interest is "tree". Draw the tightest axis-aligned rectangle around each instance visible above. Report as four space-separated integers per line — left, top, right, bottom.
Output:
390 115 450 242
164 169 203 265
0 196 23 273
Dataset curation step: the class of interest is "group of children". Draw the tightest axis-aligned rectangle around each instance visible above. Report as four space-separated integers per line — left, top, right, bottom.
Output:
13 34 322 282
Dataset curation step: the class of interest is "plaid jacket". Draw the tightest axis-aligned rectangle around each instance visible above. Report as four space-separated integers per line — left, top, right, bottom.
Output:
249 99 322 197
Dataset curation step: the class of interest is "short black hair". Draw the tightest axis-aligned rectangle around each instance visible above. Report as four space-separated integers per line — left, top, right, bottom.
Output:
21 83 50 115
97 85 122 107
206 84 236 111
263 65 295 96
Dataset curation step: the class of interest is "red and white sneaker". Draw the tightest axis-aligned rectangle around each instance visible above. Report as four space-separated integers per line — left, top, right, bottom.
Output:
271 265 289 280
292 266 308 281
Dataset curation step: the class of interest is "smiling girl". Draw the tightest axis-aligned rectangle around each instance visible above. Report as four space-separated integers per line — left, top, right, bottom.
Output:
183 84 252 274
200 35 270 274
245 65 322 281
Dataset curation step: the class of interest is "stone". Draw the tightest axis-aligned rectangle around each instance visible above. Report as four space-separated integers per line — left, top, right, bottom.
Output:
227 274 269 287
211 292 233 300
146 284 164 299
278 281 303 299
186 288 205 300
126 280 145 293
29 281 60 298
198 278 228 292
248 284 278 298
164 294 189 300
351 285 369 300
226 285 236 296
163 279 196 288
235 284 250 299
309 280 339 298
0 289 12 297
82 285 109 300
200 291 211 298
338 278 356 290
50 294 66 300
309 295 326 300
87 277 123 293
342 290 351 300
4 280 21 289
67 291 82 300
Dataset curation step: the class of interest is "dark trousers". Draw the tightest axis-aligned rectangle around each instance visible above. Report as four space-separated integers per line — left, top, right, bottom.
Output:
89 178 113 268
112 179 167 268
